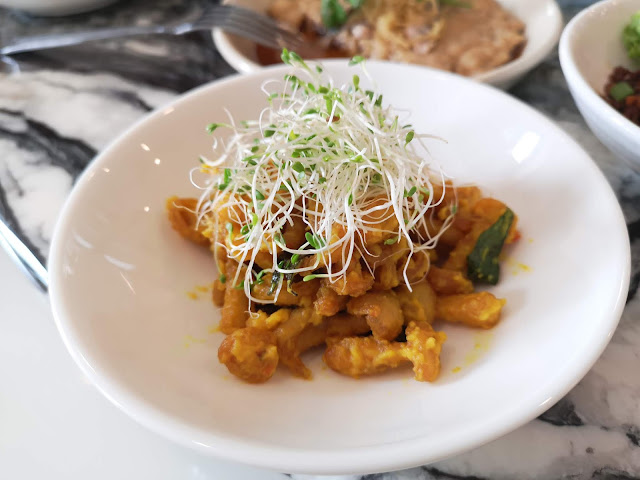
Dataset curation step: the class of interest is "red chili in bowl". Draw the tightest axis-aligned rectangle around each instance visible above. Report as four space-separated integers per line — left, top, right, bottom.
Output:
604 66 640 126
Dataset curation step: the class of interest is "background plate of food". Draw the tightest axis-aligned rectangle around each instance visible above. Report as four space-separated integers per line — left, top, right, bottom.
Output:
213 0 563 89
49 59 629 475
560 0 640 172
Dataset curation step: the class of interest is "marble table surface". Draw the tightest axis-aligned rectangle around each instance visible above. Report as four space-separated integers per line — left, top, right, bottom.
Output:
0 0 639 478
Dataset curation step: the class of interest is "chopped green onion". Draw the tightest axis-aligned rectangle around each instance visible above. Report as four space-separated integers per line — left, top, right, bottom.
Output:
219 274 226 284
610 81 635 102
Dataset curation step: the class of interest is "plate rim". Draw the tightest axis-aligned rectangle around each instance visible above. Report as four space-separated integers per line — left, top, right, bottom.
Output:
48 60 631 475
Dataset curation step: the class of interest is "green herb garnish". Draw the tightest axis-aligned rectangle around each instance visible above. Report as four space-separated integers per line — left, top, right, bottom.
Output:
467 208 514 285
321 0 348 29
610 81 635 102
623 11 640 61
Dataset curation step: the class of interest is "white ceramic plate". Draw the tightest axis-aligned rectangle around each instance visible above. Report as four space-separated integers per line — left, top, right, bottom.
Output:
213 0 563 90
49 62 630 475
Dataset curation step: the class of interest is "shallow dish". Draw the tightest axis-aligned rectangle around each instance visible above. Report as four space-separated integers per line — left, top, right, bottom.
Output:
559 0 640 172
49 61 630 475
213 0 563 90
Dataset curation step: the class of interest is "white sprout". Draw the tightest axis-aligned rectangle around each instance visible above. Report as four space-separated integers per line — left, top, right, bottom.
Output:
194 52 455 304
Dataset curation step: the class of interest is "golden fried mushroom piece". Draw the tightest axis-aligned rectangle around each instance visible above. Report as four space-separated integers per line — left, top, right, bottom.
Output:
369 238 410 290
399 250 431 284
246 308 291 330
436 291 506 329
347 291 404 341
211 279 226 307
295 313 370 354
372 260 401 290
323 321 446 381
395 281 437 325
252 275 320 307
404 321 446 382
280 313 371 379
275 307 324 379
472 198 520 244
314 282 350 316
282 217 307 248
220 260 249 334
323 337 406 378
166 197 210 247
367 239 430 291
218 327 279 384
326 253 374 297
325 312 369 338
442 223 487 272
427 266 474 295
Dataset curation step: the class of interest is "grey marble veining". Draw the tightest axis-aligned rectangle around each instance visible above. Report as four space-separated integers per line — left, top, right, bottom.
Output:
0 0 638 478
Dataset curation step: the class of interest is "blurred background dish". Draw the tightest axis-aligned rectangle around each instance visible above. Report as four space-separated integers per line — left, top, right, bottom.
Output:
560 0 640 172
213 0 563 90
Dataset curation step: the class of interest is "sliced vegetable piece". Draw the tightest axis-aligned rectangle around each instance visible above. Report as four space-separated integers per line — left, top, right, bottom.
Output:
610 81 635 102
467 208 515 285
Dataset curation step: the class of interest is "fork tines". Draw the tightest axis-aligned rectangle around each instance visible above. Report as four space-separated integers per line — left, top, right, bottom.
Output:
201 5 303 51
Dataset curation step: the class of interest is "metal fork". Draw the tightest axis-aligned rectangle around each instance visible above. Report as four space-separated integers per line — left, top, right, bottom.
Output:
0 4 303 56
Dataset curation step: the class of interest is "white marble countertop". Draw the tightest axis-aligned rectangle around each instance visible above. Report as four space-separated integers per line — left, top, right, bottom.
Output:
0 0 639 478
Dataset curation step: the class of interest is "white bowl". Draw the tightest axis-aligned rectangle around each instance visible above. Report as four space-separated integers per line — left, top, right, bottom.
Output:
213 0 563 90
559 0 640 171
0 0 117 16
49 61 630 475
